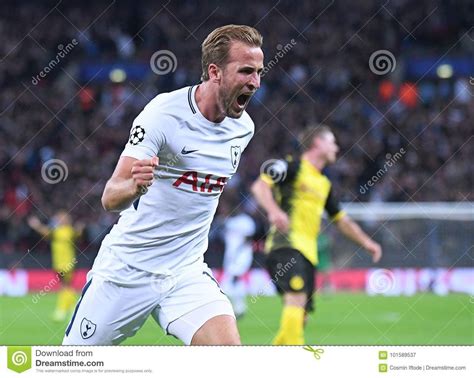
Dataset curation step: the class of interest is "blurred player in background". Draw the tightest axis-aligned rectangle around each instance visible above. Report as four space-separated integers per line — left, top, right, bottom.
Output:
220 197 257 318
28 211 84 321
316 233 332 293
62 25 264 346
251 125 382 345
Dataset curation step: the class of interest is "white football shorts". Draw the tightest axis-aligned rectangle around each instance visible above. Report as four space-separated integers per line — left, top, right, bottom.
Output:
62 247 234 345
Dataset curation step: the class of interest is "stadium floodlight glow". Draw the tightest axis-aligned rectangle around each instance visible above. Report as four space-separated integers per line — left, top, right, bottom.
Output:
436 64 453 79
109 68 127 83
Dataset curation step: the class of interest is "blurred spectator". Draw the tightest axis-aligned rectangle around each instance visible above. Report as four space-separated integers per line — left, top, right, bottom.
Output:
0 0 472 256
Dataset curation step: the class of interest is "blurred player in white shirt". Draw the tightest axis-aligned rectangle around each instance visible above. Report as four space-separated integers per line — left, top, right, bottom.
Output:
219 197 256 318
63 25 264 346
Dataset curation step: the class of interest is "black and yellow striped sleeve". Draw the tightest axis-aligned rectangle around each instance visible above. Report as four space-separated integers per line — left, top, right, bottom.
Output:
325 187 346 222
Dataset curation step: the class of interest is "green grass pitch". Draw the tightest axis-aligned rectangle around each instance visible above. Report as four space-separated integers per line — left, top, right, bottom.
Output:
1 293 472 345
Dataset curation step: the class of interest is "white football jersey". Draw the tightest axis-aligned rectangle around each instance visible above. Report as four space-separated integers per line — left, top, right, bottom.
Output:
101 85 255 274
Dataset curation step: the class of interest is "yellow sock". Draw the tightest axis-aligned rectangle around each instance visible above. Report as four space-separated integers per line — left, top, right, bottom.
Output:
272 305 305 345
273 328 286 345
57 289 68 313
56 287 76 313
64 287 77 312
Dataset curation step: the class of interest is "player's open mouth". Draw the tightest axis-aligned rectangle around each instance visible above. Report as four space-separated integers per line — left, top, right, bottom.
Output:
236 93 252 109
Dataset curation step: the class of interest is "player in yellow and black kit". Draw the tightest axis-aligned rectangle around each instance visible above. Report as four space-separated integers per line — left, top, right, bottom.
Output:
252 125 382 345
28 210 84 321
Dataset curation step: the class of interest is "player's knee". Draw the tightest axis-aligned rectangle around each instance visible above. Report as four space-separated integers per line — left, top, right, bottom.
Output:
284 292 307 307
222 333 241 345
191 315 241 345
191 332 241 346
221 322 241 345
209 328 241 345
214 331 241 345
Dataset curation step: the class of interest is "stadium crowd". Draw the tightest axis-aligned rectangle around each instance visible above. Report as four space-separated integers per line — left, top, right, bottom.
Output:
1 0 472 256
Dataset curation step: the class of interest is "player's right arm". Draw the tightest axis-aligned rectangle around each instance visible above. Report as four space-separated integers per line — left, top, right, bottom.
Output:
27 216 51 237
101 156 159 212
324 187 382 263
103 95 173 212
251 178 289 233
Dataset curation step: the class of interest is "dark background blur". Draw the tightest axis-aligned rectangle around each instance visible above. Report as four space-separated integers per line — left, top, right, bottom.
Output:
1 0 473 270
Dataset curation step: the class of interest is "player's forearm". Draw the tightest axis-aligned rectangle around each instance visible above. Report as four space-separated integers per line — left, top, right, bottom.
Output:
101 177 141 212
337 216 373 249
34 224 51 237
251 179 281 215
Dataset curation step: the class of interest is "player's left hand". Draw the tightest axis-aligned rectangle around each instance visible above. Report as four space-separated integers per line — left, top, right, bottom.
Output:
27 216 41 229
364 240 382 263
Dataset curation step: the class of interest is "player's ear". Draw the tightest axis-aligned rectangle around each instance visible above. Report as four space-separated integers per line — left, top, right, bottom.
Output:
311 136 320 149
208 63 221 83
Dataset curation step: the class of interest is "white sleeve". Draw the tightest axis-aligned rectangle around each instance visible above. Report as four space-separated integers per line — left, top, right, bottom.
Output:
244 216 256 238
121 103 173 160
242 115 255 151
238 215 256 238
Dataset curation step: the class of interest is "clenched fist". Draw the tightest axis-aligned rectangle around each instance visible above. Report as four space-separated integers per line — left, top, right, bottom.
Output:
131 156 159 194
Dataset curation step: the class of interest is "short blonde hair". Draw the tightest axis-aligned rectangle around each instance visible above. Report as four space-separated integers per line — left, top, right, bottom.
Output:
299 125 333 151
201 24 263 81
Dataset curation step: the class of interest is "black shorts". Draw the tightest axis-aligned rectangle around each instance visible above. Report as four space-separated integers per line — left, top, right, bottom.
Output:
266 247 316 312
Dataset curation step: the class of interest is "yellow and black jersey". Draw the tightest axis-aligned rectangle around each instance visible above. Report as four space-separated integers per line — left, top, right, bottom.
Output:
261 157 346 266
50 225 78 273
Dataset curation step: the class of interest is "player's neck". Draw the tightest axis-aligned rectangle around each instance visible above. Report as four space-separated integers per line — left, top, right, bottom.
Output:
302 152 326 171
195 83 226 123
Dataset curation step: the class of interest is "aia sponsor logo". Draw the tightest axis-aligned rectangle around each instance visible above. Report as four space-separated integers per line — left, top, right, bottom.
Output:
173 171 227 193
